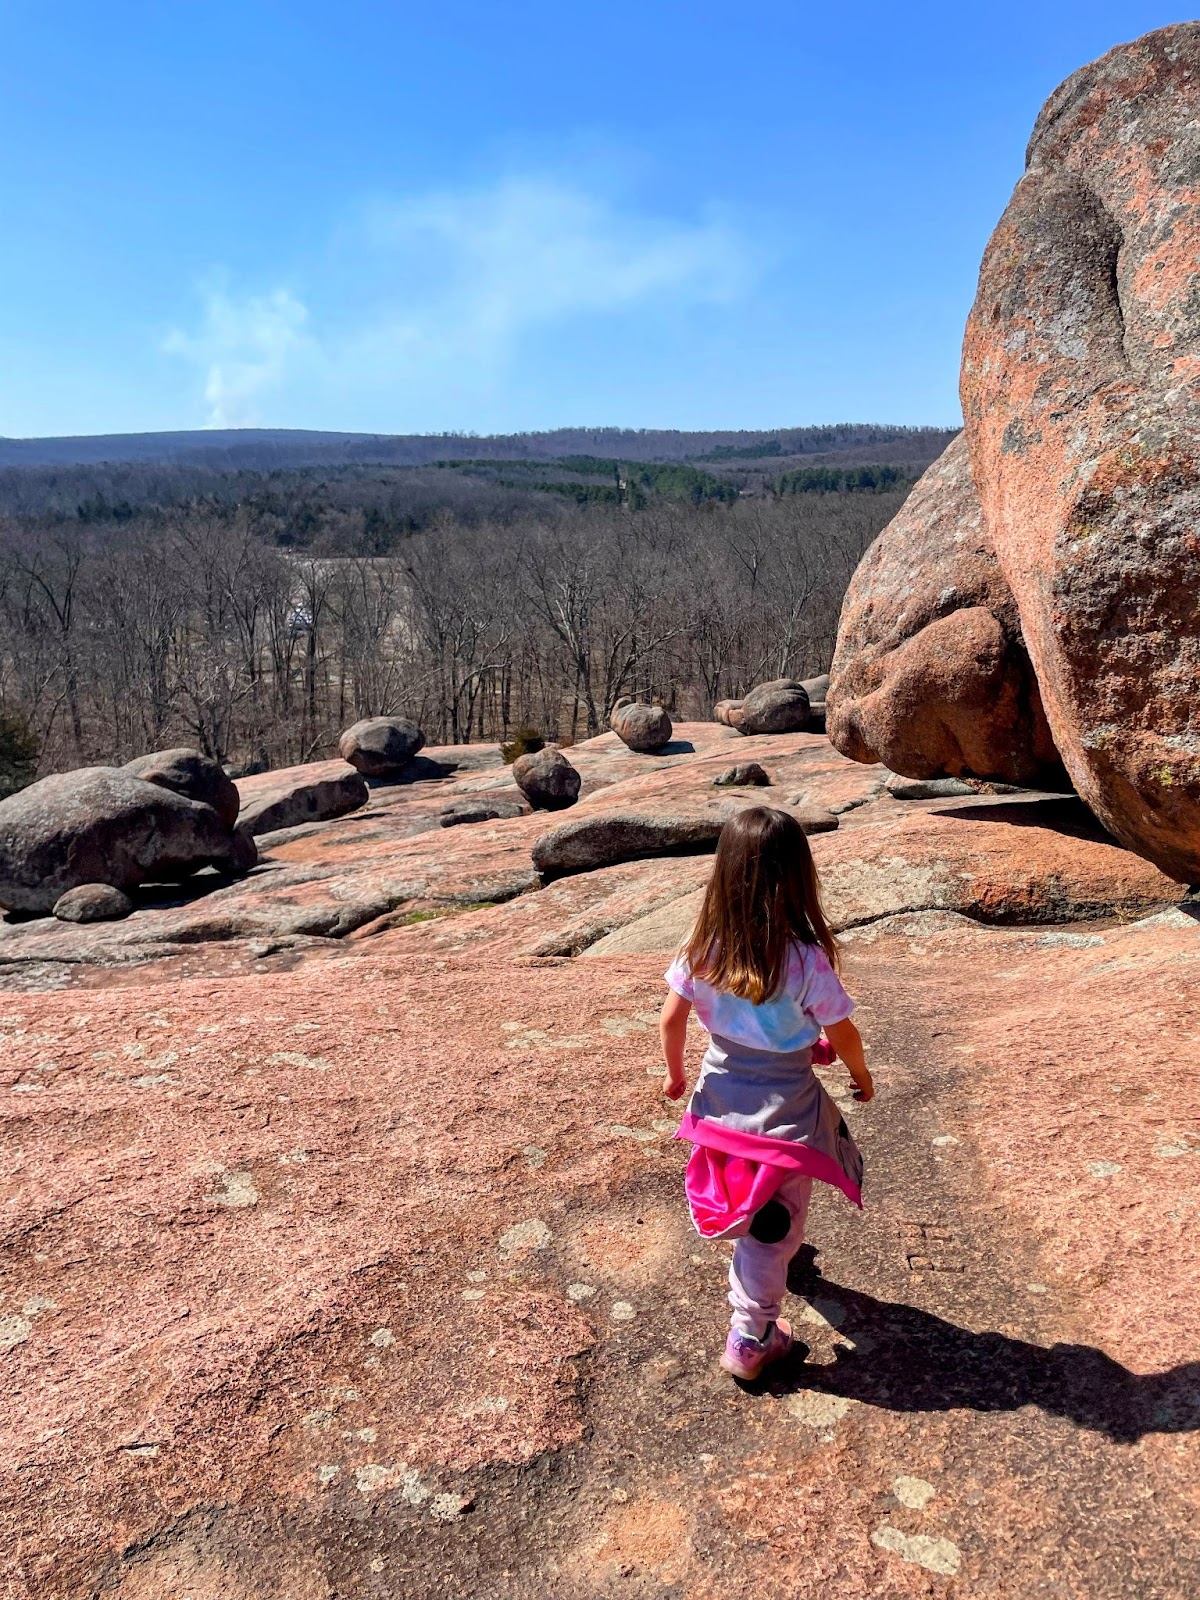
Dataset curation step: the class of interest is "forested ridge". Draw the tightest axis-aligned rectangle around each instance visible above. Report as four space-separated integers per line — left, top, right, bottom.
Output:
0 425 948 785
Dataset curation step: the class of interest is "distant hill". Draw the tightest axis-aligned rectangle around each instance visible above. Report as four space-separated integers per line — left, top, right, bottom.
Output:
0 423 957 473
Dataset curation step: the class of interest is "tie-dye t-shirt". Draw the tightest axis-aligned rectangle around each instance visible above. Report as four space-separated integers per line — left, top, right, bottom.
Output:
664 941 854 1053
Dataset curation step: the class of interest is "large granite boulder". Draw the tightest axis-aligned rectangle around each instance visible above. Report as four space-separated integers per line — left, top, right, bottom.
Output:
827 25 1200 883
960 23 1200 883
610 699 673 753
532 813 726 878
236 761 370 837
532 802 837 879
124 747 241 829
737 679 810 735
338 717 425 777
0 768 245 914
827 435 1066 787
512 747 581 811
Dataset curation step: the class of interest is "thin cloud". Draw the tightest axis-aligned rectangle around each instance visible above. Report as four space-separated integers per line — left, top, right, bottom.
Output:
164 282 310 427
165 176 759 425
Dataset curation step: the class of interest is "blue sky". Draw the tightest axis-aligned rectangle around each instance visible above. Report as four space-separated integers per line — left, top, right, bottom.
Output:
0 2 1188 437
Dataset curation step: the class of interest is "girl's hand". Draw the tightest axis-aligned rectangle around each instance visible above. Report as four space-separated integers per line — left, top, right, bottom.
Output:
852 1071 875 1103
662 1071 687 1101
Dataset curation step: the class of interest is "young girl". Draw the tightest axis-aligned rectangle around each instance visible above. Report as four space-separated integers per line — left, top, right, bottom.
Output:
660 806 873 1381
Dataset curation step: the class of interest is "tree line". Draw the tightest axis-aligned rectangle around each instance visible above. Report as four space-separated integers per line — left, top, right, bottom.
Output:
0 486 906 784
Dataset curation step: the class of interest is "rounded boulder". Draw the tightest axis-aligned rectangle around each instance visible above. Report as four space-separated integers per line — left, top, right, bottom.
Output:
737 679 811 736
52 883 134 923
826 435 1064 787
610 700 673 753
338 717 426 778
512 748 581 812
124 747 240 829
712 763 770 788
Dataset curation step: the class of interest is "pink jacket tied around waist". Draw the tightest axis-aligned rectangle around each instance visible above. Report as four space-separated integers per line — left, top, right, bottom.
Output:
678 1037 864 1239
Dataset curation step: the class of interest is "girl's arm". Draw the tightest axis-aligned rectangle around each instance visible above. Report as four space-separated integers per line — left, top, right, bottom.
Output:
824 1017 874 1102
660 989 692 1101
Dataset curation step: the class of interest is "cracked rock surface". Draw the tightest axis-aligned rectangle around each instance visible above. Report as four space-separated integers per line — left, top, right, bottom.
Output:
1 722 1196 1598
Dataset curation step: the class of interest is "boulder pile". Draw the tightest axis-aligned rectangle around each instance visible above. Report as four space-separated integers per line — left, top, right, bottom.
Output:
0 760 254 915
125 747 242 828
829 22 1200 884
713 679 814 735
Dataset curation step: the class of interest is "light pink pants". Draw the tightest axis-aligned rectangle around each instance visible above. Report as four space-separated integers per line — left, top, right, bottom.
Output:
727 1171 813 1339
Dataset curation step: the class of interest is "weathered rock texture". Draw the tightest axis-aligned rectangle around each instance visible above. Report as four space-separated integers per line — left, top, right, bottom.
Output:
828 436 1066 788
52 883 134 923
737 678 811 735
886 773 975 801
961 22 1200 883
0 717 1196 1598
338 717 425 777
512 747 581 811
832 25 1200 883
124 748 241 830
0 768 245 913
800 674 830 734
609 699 673 753
712 763 770 787
3 909 1197 1600
236 760 369 836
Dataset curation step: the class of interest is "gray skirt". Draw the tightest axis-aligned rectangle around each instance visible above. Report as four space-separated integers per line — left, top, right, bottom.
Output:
687 1032 863 1193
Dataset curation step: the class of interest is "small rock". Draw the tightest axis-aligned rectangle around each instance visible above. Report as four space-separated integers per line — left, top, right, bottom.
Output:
338 717 425 778
52 884 134 924
512 748 581 812
225 826 259 875
886 774 976 800
610 700 673 753
712 763 770 788
438 801 523 827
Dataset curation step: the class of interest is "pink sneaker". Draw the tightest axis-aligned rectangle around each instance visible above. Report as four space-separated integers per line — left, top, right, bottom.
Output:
720 1318 794 1380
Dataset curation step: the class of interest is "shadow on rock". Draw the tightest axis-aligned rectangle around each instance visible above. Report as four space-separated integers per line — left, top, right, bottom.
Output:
934 795 1114 844
766 1248 1200 1444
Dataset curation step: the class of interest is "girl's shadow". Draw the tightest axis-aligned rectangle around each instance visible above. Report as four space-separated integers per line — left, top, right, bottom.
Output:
767 1247 1200 1445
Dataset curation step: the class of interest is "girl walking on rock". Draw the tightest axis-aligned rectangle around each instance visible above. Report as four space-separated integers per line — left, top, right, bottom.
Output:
660 806 873 1380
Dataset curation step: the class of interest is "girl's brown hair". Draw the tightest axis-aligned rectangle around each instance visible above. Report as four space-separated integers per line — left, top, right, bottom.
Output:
684 806 838 1003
